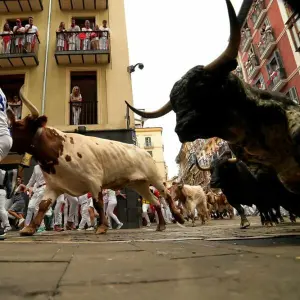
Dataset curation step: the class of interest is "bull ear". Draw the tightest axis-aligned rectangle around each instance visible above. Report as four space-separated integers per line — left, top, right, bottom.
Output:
6 107 16 125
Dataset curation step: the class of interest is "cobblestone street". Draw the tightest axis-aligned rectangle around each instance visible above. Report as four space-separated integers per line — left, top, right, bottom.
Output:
1 217 300 300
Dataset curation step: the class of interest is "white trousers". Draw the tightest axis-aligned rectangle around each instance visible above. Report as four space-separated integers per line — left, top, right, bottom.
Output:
25 185 46 226
54 194 65 226
0 189 9 227
65 194 78 224
0 134 12 161
79 202 91 229
72 107 81 125
142 203 151 225
106 200 121 226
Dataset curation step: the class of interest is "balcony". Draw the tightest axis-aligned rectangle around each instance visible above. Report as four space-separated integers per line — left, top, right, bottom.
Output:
245 54 260 80
251 0 267 29
267 68 288 92
0 0 43 12
54 30 110 65
144 142 154 149
257 28 276 60
0 33 40 68
69 101 97 125
240 29 252 52
58 0 107 10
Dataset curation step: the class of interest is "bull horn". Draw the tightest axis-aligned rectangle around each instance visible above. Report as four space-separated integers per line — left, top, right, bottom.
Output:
19 85 39 118
125 100 172 119
227 158 237 163
204 0 241 72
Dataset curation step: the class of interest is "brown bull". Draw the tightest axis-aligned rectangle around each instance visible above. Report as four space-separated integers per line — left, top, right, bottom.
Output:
7 86 185 236
206 190 234 219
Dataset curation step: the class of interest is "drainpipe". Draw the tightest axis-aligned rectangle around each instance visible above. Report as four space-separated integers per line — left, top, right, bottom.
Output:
41 0 52 114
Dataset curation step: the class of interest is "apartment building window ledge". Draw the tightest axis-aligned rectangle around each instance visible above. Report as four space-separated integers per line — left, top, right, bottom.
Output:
0 0 43 12
54 31 110 65
58 0 108 10
257 29 276 60
0 33 40 68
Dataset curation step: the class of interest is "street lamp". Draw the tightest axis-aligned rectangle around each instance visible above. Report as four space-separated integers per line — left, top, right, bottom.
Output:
127 63 144 74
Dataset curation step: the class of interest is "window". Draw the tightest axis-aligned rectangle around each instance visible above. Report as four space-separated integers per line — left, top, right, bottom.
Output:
70 71 97 125
266 50 286 86
147 151 153 157
70 17 96 29
145 137 152 146
6 18 29 30
286 13 300 52
254 74 265 90
0 74 24 120
286 87 299 104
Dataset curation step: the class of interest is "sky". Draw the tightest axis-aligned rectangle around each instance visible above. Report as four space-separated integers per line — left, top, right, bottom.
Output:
124 0 243 179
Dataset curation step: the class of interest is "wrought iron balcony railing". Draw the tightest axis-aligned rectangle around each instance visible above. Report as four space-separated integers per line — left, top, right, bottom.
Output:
69 101 97 125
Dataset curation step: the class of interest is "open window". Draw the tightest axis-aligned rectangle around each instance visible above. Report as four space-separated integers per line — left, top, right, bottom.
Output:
266 50 286 86
254 74 265 90
286 87 299 104
70 17 96 29
145 137 152 147
69 71 97 125
0 74 24 120
6 18 29 30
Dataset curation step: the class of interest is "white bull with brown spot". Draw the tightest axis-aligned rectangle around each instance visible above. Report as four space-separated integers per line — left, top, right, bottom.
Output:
7 86 185 236
169 183 210 226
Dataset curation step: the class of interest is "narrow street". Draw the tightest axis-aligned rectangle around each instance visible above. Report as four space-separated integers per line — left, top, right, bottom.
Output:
1 217 300 300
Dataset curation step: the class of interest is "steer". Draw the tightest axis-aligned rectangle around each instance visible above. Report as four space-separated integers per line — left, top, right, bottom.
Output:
7 86 185 236
125 0 300 198
169 182 209 226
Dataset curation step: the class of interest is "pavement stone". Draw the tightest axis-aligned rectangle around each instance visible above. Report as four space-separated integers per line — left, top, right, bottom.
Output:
0 217 300 299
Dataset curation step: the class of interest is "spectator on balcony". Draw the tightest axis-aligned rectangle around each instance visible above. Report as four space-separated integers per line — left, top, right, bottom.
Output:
91 24 101 50
1 23 13 54
13 19 25 54
56 22 67 51
25 17 39 53
81 20 93 50
99 20 110 50
68 18 80 51
70 86 82 125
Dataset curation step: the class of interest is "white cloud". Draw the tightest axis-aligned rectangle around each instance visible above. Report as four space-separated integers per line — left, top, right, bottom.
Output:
124 0 243 178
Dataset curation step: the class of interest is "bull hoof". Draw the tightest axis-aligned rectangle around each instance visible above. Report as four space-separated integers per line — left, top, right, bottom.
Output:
264 222 273 227
19 226 36 236
95 225 108 234
192 223 196 227
240 221 250 229
156 224 166 231
173 212 185 225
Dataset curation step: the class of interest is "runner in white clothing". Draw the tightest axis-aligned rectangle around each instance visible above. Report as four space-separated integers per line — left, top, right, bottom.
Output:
77 193 94 231
103 189 123 229
0 169 11 232
0 88 13 162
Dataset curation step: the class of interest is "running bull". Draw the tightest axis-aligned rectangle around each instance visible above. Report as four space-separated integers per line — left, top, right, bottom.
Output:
125 0 300 196
197 151 298 228
169 182 209 226
7 86 185 236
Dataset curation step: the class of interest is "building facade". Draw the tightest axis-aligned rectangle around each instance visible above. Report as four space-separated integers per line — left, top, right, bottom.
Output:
236 0 300 101
175 138 230 188
0 0 142 229
135 126 168 182
0 0 134 131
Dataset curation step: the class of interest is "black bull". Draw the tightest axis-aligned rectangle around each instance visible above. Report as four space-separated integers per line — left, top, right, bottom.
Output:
125 0 300 198
199 153 298 227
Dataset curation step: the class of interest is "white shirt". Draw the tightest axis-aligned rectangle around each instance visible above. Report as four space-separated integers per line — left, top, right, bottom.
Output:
78 193 92 206
25 24 38 34
27 165 45 189
99 26 110 38
0 88 10 137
